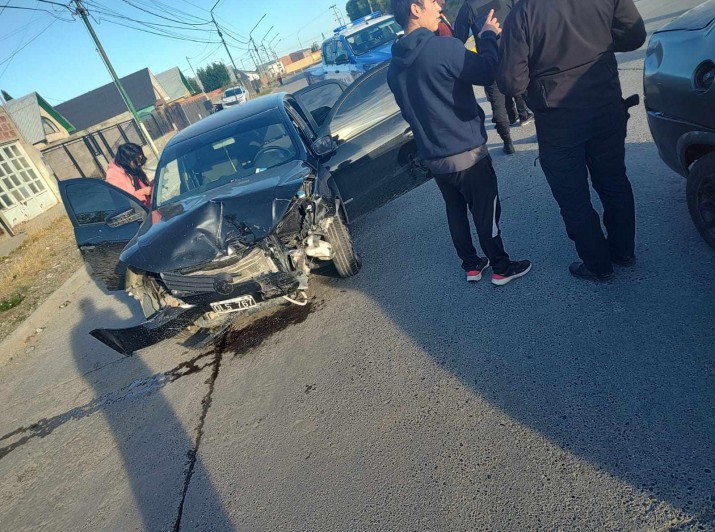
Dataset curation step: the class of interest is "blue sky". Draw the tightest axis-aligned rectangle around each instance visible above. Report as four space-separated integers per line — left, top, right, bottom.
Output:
0 0 351 104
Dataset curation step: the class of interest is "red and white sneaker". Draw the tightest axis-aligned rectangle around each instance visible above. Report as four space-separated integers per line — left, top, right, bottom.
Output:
492 260 532 286
466 258 490 282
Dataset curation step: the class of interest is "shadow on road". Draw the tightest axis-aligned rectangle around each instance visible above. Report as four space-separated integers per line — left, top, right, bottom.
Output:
345 142 715 523
69 298 234 530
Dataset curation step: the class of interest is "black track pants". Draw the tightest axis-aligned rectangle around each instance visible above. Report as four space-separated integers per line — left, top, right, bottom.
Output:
433 156 511 274
536 101 636 275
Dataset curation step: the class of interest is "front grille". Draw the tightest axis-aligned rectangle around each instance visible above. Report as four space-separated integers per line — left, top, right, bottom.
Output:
161 248 280 294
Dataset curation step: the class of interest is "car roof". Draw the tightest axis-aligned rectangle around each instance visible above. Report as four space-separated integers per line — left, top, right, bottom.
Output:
166 93 287 147
335 14 394 38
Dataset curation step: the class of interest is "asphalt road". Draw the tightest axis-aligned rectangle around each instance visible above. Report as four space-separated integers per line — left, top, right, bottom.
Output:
1 0 714 530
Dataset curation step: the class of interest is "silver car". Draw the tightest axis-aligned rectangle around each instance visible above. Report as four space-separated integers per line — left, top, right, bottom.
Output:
644 0 715 247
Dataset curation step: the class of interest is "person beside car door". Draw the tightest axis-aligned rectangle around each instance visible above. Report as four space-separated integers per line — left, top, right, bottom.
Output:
105 143 152 207
388 0 531 286
497 0 646 281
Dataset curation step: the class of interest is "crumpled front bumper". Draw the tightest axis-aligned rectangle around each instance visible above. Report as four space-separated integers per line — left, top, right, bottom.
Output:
93 271 300 355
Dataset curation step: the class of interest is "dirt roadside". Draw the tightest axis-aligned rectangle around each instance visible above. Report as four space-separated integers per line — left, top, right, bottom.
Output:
0 213 82 346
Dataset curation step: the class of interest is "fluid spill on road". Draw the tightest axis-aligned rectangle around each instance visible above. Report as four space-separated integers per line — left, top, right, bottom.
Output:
218 299 320 358
0 351 216 461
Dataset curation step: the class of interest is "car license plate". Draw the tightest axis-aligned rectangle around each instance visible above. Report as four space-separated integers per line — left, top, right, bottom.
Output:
210 295 257 314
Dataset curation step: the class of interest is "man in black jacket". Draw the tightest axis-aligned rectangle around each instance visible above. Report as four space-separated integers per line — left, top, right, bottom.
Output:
388 0 531 285
453 0 532 154
497 0 646 281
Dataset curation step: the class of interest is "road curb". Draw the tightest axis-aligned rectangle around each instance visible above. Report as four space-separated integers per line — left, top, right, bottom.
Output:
0 266 92 366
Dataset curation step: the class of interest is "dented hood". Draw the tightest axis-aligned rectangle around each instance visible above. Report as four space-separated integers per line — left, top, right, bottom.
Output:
120 161 311 273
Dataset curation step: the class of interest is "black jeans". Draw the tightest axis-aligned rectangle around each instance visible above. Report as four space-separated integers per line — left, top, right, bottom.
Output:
433 156 511 274
506 94 530 123
536 101 636 275
484 82 511 142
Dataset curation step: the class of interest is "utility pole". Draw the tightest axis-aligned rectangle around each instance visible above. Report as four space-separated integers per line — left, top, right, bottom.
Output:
72 0 159 158
186 56 205 93
248 14 267 81
330 4 345 26
368 0 374 12
210 0 247 92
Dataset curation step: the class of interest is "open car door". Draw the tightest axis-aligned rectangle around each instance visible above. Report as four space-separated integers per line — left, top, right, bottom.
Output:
293 80 347 130
58 178 147 291
317 63 429 219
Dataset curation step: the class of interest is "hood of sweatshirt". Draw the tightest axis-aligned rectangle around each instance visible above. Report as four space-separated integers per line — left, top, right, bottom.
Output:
390 28 434 70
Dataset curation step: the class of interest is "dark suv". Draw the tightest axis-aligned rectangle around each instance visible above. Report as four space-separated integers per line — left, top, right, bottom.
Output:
644 0 715 247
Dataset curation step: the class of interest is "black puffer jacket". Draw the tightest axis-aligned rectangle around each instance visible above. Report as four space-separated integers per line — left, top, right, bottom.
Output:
496 0 646 111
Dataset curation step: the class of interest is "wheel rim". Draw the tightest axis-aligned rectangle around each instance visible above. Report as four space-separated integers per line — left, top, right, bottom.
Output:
697 172 715 236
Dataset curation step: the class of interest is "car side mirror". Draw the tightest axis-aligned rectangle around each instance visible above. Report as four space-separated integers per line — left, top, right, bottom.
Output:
311 135 337 157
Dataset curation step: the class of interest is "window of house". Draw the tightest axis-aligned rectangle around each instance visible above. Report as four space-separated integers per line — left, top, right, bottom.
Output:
41 117 59 135
0 142 47 210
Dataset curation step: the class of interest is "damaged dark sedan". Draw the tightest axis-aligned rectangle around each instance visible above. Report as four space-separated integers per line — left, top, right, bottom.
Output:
59 64 427 355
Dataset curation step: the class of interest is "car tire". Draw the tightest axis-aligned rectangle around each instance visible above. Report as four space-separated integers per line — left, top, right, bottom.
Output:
326 213 361 278
686 152 715 249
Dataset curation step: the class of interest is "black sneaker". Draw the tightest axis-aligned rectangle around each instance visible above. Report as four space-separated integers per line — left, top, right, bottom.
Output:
611 255 636 267
492 260 532 286
509 118 520 127
569 261 614 281
503 140 515 155
520 112 535 126
466 258 490 282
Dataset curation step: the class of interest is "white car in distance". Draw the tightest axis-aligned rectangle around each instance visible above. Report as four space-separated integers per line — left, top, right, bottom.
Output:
220 86 249 107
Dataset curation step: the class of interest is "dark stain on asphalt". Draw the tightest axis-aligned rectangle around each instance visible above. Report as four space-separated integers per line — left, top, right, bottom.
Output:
220 300 320 358
172 345 223 532
0 351 217 461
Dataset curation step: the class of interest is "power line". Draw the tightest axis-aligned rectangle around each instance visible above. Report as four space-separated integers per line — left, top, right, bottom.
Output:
0 19 57 71
83 1 215 32
1 5 74 21
118 0 212 26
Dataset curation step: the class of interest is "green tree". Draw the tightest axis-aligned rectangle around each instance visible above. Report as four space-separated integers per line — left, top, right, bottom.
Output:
311 41 320 53
186 76 201 93
345 0 391 21
1 90 12 101
196 62 230 92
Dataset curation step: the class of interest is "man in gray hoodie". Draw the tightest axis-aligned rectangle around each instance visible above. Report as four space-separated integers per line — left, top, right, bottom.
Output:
388 0 531 285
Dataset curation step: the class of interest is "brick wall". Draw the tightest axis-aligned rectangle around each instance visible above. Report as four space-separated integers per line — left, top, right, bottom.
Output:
0 108 20 143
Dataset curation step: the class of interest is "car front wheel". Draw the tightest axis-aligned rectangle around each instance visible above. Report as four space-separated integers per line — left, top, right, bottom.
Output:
326 214 361 278
686 152 715 249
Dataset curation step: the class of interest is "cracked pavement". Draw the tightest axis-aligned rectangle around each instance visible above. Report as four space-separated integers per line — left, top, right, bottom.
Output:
1 1 714 529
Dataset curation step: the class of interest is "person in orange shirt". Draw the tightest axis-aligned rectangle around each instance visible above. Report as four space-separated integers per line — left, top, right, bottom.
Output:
105 143 152 207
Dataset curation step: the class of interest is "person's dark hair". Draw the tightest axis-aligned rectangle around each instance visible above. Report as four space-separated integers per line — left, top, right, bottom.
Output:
114 142 149 189
392 0 422 28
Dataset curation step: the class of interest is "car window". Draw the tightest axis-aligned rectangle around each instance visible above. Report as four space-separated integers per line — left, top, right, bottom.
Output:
67 181 140 225
328 68 399 143
224 88 244 97
335 40 349 64
345 18 400 56
155 111 298 206
322 40 335 65
295 83 344 126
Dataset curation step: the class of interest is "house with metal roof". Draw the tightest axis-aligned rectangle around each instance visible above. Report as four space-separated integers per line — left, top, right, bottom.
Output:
55 68 170 132
155 67 198 103
3 93 75 149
